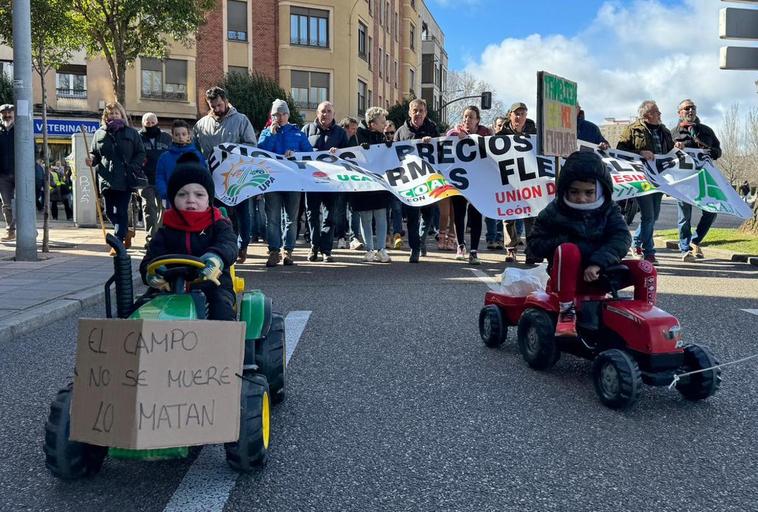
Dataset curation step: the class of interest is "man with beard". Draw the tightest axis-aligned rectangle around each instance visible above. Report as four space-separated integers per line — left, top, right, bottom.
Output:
0 104 15 241
193 86 257 263
139 112 172 246
670 99 722 262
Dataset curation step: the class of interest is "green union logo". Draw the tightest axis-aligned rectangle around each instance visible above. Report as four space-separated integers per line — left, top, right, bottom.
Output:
695 170 727 202
228 168 271 198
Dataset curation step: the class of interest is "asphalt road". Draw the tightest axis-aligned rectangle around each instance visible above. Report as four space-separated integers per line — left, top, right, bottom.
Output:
1 212 756 512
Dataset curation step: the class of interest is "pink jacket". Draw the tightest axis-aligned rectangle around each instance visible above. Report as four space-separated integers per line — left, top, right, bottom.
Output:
446 124 493 137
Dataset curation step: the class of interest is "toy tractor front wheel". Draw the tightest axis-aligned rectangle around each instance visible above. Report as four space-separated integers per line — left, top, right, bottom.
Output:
676 344 721 401
256 313 286 404
479 305 507 348
44 384 107 480
592 349 642 410
225 372 270 472
517 308 560 370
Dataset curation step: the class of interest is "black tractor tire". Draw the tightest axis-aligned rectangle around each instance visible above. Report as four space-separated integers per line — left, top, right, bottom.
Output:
479 305 507 348
592 349 642 410
517 308 560 370
256 313 286 404
676 344 722 401
225 373 270 472
44 384 108 480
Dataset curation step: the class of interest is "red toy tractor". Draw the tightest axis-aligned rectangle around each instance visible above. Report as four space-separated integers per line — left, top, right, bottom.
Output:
479 262 721 409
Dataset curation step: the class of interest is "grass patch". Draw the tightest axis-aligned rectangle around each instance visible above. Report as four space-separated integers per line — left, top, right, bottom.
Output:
655 228 758 254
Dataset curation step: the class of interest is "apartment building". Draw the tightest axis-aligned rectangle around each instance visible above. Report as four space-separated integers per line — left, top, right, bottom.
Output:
419 1 446 123
0 42 197 163
196 0 433 123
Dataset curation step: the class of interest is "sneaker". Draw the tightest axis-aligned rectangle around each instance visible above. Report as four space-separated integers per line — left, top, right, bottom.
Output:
364 250 376 262
1 230 15 242
409 249 420 263
376 248 391 263
644 254 658 266
681 251 696 263
283 250 295 266
555 307 577 337
322 253 334 262
337 237 347 249
349 238 364 251
692 244 704 259
456 244 466 261
308 248 319 262
495 241 504 250
237 247 248 264
266 250 281 267
468 250 481 265
420 244 427 257
393 233 403 250
486 241 497 250
505 248 517 263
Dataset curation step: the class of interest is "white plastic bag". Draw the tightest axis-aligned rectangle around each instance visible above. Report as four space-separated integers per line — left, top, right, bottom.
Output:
499 263 549 296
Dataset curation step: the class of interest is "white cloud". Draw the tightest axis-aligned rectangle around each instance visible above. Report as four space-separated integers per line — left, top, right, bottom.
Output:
463 0 758 133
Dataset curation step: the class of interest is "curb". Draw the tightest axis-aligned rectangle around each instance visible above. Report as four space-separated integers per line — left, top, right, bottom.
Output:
0 272 143 342
663 239 758 265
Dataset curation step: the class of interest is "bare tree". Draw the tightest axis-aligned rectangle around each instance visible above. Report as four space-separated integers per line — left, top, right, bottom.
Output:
718 103 745 186
444 70 505 129
740 105 758 233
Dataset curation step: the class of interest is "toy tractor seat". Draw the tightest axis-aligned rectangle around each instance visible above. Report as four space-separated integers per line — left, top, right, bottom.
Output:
600 264 631 299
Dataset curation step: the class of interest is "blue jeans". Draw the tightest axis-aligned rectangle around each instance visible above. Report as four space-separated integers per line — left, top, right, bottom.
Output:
358 208 388 251
389 196 404 235
350 207 362 242
677 201 717 252
265 191 300 252
633 193 662 257
485 217 503 243
305 192 336 254
405 205 433 251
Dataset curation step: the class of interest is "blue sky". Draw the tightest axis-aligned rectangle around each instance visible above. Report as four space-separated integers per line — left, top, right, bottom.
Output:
426 0 758 130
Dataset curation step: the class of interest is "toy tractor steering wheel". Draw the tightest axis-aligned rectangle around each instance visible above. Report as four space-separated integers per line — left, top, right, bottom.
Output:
146 255 207 291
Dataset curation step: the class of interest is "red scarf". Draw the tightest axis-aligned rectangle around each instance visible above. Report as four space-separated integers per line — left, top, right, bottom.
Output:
163 207 224 233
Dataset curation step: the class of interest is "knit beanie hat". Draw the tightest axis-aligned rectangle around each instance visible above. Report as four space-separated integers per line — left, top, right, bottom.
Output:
167 161 215 207
271 99 290 115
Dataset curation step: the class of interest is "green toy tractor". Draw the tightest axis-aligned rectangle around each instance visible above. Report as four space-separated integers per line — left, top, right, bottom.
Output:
43 234 286 479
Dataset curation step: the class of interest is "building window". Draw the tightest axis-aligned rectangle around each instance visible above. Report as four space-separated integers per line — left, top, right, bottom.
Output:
411 0 415 9
368 37 373 69
291 70 329 110
385 2 390 32
0 60 13 79
141 58 188 101
227 66 248 76
394 60 398 87
378 46 383 77
368 0 372 15
357 79 367 115
227 0 248 41
394 12 398 41
56 65 87 98
358 22 367 60
409 68 415 93
410 23 415 51
290 6 329 48
385 53 390 83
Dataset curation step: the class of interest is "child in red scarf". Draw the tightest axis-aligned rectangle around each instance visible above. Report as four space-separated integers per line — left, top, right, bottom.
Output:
139 162 238 320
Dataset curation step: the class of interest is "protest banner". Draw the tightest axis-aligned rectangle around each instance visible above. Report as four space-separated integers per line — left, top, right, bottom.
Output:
209 136 752 221
69 319 245 450
537 71 578 157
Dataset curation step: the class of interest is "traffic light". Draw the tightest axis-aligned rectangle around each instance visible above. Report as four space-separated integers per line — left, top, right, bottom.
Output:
480 91 492 110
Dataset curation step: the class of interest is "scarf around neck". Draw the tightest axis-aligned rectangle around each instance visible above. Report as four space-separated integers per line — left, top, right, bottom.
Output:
163 207 224 233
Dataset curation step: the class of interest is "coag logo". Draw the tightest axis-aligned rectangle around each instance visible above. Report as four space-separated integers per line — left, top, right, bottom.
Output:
399 173 459 200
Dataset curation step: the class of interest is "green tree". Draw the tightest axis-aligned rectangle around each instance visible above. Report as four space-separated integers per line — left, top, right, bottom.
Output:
69 0 215 102
0 71 12 105
220 71 303 133
387 96 448 135
0 0 84 251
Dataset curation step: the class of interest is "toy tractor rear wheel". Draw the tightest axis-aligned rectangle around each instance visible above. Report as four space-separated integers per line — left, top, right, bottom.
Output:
517 308 560 370
225 372 270 472
479 305 507 348
592 349 642 410
676 344 721 401
256 313 286 404
43 384 107 479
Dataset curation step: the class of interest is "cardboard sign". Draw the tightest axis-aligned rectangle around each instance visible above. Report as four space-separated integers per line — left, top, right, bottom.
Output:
537 71 578 157
70 319 245 450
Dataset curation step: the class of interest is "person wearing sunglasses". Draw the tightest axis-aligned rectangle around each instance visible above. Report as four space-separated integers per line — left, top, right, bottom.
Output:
670 99 722 262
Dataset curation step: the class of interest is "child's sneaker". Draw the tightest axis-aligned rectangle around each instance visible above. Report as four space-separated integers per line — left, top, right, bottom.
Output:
364 250 376 262
555 305 577 337
350 238 364 251
337 237 347 249
456 244 466 260
468 250 481 265
376 248 391 263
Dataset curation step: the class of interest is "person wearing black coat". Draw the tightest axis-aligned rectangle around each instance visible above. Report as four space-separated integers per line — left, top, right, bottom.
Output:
393 98 439 263
139 112 173 245
670 99 722 262
140 162 238 321
527 151 632 336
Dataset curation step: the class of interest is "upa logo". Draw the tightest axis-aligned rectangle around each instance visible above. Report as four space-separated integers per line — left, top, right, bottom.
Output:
398 173 459 201
222 160 275 198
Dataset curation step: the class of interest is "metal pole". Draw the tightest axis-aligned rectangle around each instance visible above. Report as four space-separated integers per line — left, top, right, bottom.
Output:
12 0 37 260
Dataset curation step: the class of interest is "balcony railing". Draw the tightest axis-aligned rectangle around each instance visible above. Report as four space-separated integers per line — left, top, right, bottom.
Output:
56 88 87 99
141 91 187 101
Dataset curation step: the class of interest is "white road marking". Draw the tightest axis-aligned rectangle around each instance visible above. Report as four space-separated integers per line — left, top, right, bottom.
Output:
742 309 758 316
467 268 500 291
162 310 312 512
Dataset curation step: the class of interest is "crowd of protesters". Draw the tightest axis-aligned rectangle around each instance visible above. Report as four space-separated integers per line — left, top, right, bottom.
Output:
0 88 737 267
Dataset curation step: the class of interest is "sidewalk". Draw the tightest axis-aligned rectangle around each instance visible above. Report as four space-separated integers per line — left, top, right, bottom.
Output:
0 221 144 341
